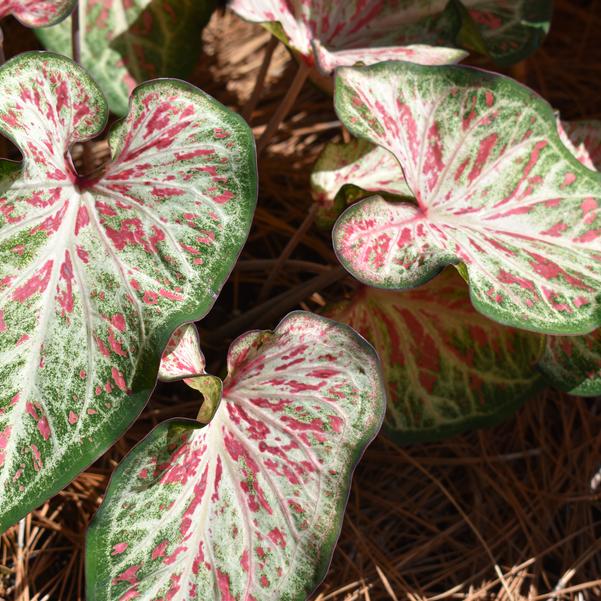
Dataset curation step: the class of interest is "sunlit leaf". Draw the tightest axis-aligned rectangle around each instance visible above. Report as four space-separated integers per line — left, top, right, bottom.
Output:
87 311 386 600
0 52 256 531
158 324 205 382
333 62 601 335
230 0 551 72
327 268 543 441
539 118 601 395
0 0 75 27
230 0 468 74
311 138 410 228
36 0 216 116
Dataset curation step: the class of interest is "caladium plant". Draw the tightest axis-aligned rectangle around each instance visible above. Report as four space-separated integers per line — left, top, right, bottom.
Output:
0 0 75 27
36 0 216 116
0 51 256 532
538 119 601 396
326 268 543 441
229 0 552 72
86 311 386 600
332 61 601 336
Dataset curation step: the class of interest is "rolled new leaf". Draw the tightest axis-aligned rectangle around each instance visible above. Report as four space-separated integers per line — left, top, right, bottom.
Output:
0 52 256 532
0 0 75 27
333 62 601 336
37 0 216 115
87 311 386 601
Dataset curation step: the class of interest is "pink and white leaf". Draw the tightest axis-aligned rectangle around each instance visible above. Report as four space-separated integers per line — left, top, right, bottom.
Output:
158 324 205 382
86 311 386 600
311 138 410 228
0 0 75 27
327 268 543 441
230 0 551 72
0 52 256 531
333 62 601 335
229 0 466 74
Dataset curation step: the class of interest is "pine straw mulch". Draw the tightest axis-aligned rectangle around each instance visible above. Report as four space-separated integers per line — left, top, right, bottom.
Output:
1 2 601 599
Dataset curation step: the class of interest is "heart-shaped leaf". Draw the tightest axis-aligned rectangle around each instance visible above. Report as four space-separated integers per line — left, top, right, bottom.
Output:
229 0 468 74
0 0 75 27
86 311 385 600
0 52 256 532
36 0 216 116
158 324 205 382
538 119 601 395
333 62 601 335
229 0 551 71
311 138 410 228
326 268 543 441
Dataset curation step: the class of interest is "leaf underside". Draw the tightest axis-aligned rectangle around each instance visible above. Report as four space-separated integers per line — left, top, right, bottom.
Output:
327 268 543 442
36 0 216 116
539 119 601 395
0 0 75 27
87 311 386 601
332 61 601 336
229 0 551 71
0 52 256 532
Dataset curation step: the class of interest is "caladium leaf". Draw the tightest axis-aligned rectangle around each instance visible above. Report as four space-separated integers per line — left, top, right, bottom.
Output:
87 311 386 601
333 62 601 336
229 0 468 74
229 0 551 72
158 324 205 382
327 268 543 442
36 0 216 116
0 52 256 532
539 119 601 396
311 138 410 228
0 0 75 27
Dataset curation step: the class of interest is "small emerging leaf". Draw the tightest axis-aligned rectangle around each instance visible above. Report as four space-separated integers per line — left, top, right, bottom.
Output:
0 52 256 532
230 0 467 74
311 138 410 228
327 268 543 442
87 312 386 600
36 0 216 115
158 324 205 382
333 62 601 335
0 0 75 27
